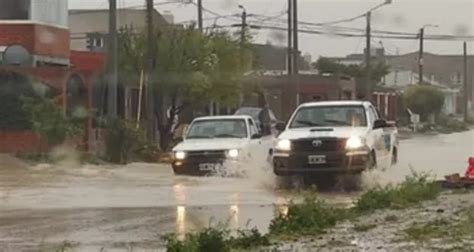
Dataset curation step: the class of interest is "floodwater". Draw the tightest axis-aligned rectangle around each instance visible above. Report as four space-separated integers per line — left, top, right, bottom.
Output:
0 130 473 251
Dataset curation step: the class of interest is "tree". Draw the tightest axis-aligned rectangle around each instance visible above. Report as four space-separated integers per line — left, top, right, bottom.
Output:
313 57 389 97
118 26 252 150
403 84 445 120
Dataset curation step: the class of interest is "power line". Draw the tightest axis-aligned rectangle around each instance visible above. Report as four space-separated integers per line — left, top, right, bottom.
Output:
209 23 474 41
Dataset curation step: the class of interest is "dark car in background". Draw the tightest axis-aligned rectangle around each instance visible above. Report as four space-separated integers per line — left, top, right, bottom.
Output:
234 107 281 136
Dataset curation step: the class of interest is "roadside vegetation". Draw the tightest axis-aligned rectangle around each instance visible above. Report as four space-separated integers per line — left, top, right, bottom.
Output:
404 205 474 242
163 173 443 251
164 226 270 252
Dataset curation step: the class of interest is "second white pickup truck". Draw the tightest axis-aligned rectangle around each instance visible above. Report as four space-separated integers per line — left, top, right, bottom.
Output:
171 115 268 176
272 101 398 179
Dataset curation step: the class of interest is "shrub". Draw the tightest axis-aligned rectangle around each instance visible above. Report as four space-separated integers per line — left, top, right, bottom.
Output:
269 193 348 236
104 118 156 164
230 227 270 249
22 96 83 148
403 85 444 120
355 172 441 213
163 226 269 252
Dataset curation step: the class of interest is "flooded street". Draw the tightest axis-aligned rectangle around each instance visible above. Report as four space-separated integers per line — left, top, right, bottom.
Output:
0 130 473 251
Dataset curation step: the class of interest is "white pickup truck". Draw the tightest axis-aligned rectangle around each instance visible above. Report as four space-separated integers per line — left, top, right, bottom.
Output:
273 101 398 179
171 115 267 176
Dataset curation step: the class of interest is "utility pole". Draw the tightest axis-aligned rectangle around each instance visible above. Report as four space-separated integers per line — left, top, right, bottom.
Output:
365 11 371 101
197 0 203 31
287 0 293 76
292 0 299 106
108 0 118 117
239 5 247 44
464 41 469 122
418 27 424 84
146 0 156 140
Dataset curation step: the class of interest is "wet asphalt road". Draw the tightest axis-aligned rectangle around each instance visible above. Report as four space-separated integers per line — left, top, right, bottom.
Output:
0 130 473 251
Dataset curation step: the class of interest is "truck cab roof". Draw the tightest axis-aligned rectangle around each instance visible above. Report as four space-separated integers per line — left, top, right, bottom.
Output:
299 100 372 108
193 115 253 121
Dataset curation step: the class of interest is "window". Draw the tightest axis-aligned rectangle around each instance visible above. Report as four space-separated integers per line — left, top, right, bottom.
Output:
368 106 379 124
290 105 367 128
248 119 259 136
94 38 104 48
186 119 248 139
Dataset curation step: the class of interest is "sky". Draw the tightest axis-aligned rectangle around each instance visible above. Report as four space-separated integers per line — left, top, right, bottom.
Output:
69 0 474 59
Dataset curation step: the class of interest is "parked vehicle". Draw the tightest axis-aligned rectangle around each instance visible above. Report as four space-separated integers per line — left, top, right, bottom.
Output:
234 107 281 136
272 101 398 183
171 115 265 176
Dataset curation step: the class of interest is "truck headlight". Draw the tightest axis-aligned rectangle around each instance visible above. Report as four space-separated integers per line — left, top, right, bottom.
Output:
227 149 239 158
346 136 364 149
174 151 186 160
276 139 291 151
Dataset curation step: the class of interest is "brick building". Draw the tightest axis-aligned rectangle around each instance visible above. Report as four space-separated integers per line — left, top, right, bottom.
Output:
243 73 357 120
0 0 105 153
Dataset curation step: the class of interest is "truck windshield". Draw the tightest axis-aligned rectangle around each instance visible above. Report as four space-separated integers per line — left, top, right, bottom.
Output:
186 119 248 139
289 106 367 128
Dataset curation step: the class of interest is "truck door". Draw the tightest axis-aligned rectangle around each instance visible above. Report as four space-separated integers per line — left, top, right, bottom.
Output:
368 105 389 168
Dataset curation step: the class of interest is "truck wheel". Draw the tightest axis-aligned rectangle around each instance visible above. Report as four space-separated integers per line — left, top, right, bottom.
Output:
303 175 337 191
366 151 377 170
336 173 362 192
392 147 398 165
172 166 186 175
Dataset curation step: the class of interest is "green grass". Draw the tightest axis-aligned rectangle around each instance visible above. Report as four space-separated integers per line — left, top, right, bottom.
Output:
268 193 349 237
163 226 270 252
355 172 441 213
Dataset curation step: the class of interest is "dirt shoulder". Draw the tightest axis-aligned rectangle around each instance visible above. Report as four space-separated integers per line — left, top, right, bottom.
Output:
276 191 474 252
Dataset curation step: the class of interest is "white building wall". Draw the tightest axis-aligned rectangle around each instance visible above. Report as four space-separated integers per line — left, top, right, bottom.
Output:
30 0 68 27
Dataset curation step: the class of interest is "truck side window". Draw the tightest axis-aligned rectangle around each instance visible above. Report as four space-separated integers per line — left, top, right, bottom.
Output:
368 106 378 124
248 119 258 136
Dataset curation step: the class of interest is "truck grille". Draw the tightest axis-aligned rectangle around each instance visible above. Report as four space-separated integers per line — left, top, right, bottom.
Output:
292 138 347 152
186 150 226 164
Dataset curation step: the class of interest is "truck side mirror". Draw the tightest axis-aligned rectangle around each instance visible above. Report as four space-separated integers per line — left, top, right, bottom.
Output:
275 122 286 132
373 119 387 129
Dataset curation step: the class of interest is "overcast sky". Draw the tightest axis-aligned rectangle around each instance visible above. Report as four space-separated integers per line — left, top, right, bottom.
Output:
69 0 474 59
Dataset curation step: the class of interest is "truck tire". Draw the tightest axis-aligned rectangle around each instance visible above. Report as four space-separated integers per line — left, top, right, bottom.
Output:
392 147 398 165
366 151 377 170
336 173 362 192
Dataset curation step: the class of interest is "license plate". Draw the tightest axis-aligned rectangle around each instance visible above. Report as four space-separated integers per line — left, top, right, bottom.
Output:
199 163 214 171
308 155 326 164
